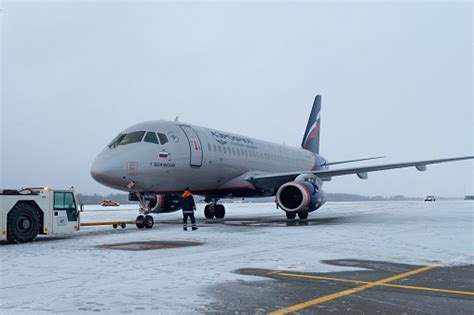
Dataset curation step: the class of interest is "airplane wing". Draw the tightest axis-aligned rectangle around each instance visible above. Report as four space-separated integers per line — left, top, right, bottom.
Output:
323 156 385 166
245 156 474 190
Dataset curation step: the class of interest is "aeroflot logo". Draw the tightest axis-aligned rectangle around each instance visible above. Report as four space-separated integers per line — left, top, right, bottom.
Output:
304 113 321 147
211 131 254 145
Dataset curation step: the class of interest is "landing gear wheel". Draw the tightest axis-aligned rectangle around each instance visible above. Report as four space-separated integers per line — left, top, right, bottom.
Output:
285 212 297 220
204 205 214 219
121 223 127 229
215 204 226 219
298 212 309 220
7 203 40 244
136 215 145 229
144 215 154 229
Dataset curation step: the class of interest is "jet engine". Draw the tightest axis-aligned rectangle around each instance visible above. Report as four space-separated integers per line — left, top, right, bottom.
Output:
130 193 182 213
276 176 326 213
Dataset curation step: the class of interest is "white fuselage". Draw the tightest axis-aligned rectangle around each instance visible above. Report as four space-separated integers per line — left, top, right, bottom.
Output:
91 120 327 198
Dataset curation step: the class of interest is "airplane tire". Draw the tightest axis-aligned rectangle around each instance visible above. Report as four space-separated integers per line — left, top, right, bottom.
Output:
144 215 154 229
285 212 297 220
136 215 145 229
7 203 40 244
215 205 226 219
298 212 309 220
204 205 214 219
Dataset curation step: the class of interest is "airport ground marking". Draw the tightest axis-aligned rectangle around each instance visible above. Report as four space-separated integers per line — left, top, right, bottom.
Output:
268 264 441 315
272 272 474 297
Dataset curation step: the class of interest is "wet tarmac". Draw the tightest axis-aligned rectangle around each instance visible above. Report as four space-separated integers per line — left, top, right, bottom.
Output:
96 240 203 251
207 260 474 314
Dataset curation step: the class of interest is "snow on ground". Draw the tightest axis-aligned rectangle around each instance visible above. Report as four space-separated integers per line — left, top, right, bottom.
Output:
0 201 473 314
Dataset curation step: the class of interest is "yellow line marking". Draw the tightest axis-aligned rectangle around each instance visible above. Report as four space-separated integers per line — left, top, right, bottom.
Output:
268 264 440 315
274 272 474 296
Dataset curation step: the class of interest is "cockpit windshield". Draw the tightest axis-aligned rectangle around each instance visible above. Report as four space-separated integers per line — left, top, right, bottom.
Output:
117 131 145 146
108 134 125 148
108 131 145 148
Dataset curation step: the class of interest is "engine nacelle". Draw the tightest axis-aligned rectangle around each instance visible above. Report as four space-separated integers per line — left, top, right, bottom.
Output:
131 193 182 213
276 180 326 213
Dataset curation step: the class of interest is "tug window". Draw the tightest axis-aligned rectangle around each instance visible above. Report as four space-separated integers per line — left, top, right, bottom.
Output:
117 131 145 146
54 192 77 221
144 132 159 144
158 133 169 145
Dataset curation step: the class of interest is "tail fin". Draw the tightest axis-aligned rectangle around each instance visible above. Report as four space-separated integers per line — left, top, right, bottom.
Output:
301 95 322 154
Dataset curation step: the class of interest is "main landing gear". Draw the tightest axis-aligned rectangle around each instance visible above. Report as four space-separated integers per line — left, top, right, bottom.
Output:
204 199 226 219
285 211 308 220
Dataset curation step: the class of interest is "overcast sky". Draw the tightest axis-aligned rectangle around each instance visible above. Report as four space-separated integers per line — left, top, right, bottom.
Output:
1 1 472 197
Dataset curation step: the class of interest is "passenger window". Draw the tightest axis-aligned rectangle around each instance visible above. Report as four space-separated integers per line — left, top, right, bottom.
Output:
223 147 227 154
158 133 169 145
232 148 236 155
117 131 145 146
208 144 212 151
144 132 159 144
213 144 217 152
218 146 222 153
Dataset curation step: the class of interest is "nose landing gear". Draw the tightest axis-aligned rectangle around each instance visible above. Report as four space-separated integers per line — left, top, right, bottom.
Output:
135 214 154 229
204 199 226 219
136 193 159 229
135 214 155 229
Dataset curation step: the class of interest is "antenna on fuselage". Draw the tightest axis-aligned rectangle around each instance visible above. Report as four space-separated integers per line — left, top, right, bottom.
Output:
175 116 179 122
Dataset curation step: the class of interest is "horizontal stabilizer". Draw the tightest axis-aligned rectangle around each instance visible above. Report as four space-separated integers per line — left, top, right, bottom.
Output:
324 156 385 166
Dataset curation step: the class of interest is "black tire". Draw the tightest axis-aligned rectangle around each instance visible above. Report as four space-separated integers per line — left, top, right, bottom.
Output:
285 212 297 220
204 205 214 219
7 203 40 244
113 224 118 229
121 224 126 229
144 215 154 229
136 215 145 229
215 204 226 219
298 212 309 220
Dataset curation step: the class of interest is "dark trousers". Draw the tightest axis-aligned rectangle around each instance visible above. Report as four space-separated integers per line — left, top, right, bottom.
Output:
183 213 196 228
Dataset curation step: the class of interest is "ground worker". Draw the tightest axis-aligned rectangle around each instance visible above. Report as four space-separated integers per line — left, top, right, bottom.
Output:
181 187 197 231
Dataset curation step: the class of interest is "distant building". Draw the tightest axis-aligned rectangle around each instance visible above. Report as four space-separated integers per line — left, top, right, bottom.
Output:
465 195 474 201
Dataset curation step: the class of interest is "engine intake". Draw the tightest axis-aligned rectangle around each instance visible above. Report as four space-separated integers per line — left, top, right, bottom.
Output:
277 181 325 213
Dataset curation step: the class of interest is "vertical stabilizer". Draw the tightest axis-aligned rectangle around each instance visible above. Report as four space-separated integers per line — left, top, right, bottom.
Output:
301 95 322 154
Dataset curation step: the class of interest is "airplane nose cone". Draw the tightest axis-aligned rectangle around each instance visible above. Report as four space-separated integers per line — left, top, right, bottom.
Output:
91 155 124 189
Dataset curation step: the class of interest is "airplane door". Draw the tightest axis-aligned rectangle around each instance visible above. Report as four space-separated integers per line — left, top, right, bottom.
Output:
180 126 203 167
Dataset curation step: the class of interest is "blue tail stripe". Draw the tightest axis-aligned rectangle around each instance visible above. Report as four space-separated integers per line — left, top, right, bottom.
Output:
302 95 322 154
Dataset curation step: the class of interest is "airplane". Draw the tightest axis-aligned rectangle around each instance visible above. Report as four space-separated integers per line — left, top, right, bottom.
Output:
91 95 473 229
